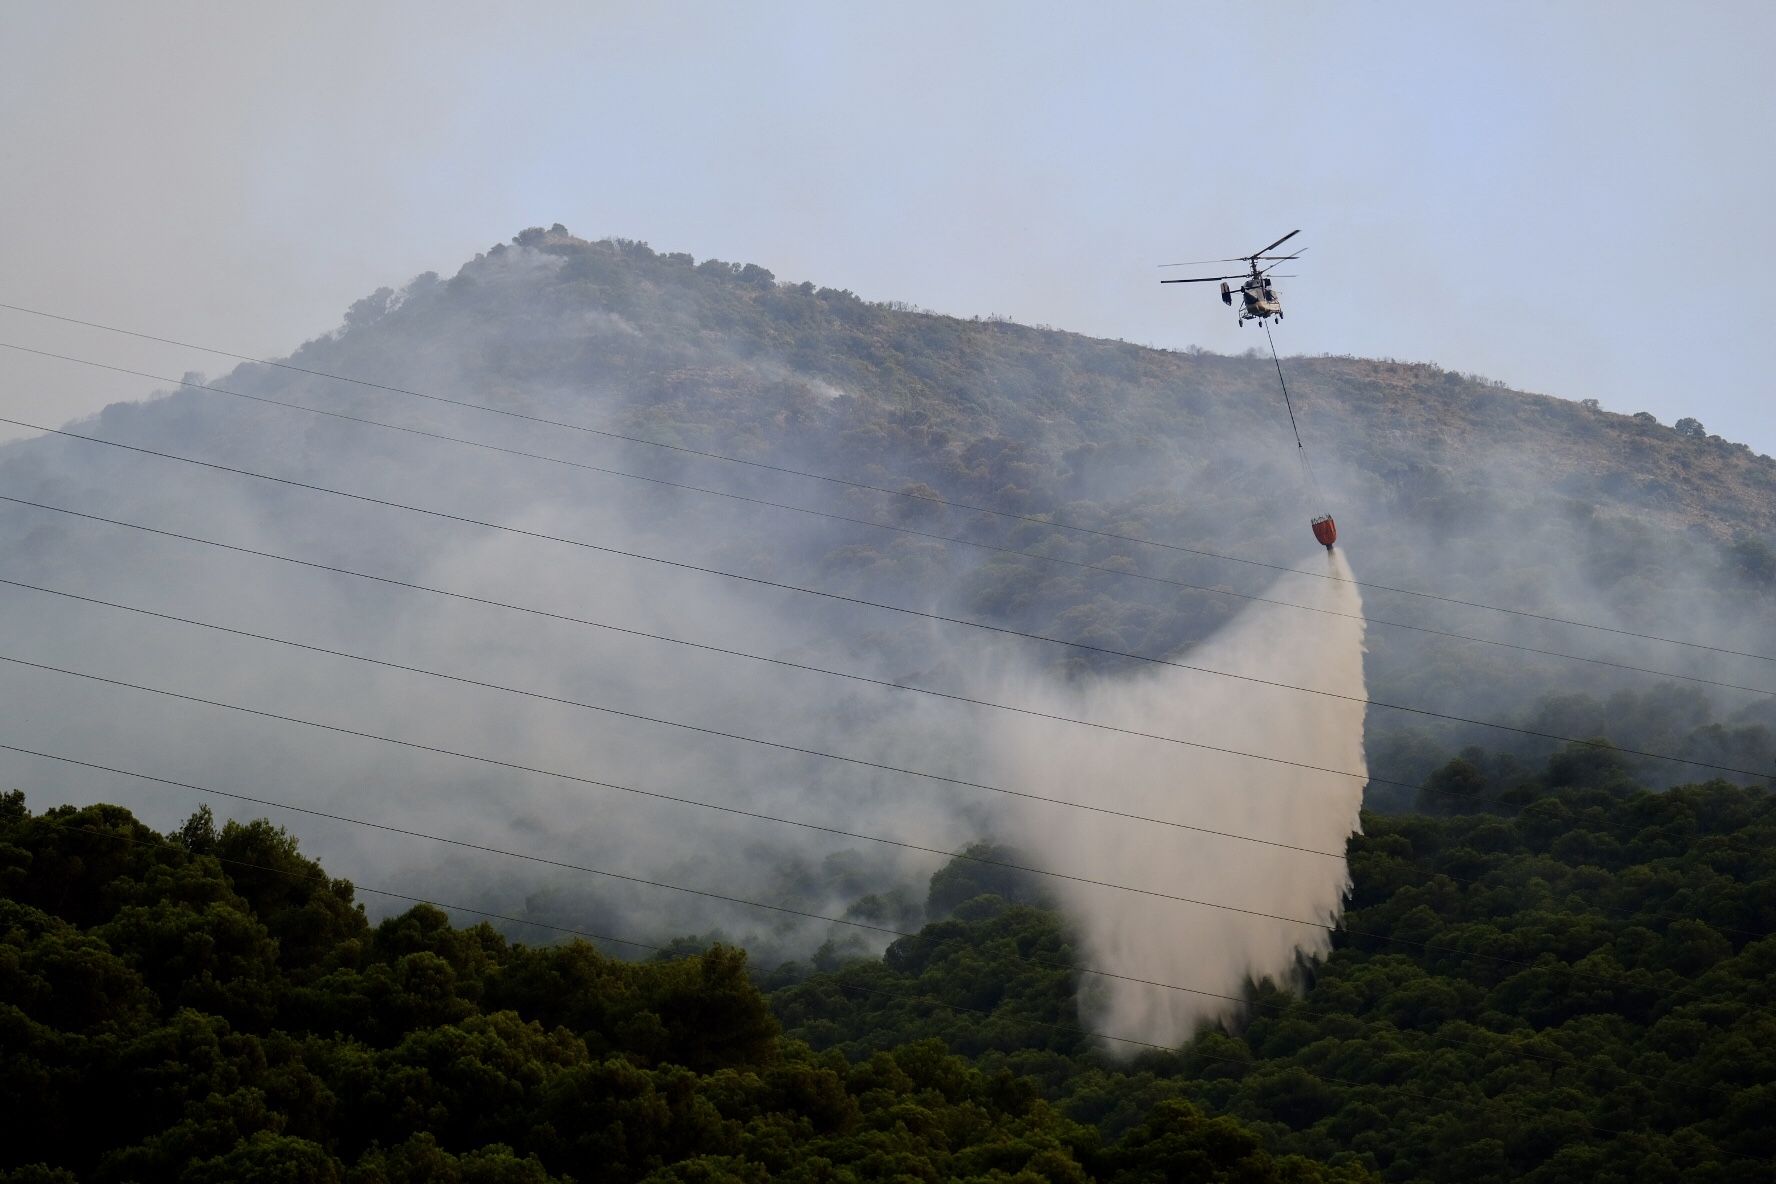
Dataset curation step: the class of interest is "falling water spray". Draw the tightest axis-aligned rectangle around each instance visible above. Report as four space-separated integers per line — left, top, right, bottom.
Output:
993 550 1367 1050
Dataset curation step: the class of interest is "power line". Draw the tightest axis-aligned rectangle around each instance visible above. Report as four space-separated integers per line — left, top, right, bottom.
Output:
9 817 1343 1063
0 818 1604 1113
21 772 1749 1109
0 656 1364 932
0 496 1394 803
3 309 1765 1120
3 299 1767 665
6 748 1337 1005
6 556 1763 939
7 341 1765 699
4 655 1760 995
5 415 1771 785
0 579 1348 862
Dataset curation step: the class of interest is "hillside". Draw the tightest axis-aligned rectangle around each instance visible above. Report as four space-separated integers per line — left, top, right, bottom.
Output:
1 226 1772 944
0 792 1371 1184
5 227 1772 801
4 755 1771 1181
777 747 1776 1181
2 228 1774 1181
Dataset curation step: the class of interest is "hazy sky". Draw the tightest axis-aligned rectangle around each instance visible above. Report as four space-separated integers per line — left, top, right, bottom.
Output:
3 2 1772 451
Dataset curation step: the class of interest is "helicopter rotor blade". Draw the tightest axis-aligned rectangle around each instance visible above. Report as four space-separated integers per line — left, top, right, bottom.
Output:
1160 274 1245 284
1163 244 1306 268
1250 229 1300 258
1258 252 1308 274
1158 257 1249 268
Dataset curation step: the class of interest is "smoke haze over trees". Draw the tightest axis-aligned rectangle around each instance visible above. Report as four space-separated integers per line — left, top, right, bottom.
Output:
1 227 1773 1178
4 225 1773 962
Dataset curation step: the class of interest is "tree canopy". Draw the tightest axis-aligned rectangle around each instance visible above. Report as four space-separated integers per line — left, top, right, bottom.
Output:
4 745 1772 1181
0 791 1361 1183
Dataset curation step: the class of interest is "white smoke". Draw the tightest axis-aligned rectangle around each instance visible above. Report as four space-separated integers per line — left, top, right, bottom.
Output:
992 549 1367 1049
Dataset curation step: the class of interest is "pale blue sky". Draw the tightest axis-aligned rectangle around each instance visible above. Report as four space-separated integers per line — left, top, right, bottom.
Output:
2 2 1772 450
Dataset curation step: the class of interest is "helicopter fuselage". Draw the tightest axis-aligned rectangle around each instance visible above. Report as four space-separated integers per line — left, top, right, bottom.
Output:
1237 277 1281 323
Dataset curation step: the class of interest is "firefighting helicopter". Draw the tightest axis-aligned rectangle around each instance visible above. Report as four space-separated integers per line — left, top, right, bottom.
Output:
1157 229 1338 552
1159 229 1302 327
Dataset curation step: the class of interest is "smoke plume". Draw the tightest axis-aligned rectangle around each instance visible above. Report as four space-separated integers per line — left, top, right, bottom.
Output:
994 550 1368 1048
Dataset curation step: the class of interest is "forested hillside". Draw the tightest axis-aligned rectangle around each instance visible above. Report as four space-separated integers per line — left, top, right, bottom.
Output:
4 748 1772 1181
2 229 1774 1180
0 792 1367 1183
778 746 1776 1181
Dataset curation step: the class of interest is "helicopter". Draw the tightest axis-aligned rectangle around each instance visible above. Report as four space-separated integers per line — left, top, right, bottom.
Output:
1157 228 1339 553
1160 229 1302 326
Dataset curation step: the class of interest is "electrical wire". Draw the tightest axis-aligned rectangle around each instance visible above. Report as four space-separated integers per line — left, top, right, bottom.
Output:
4 323 1770 966
6 341 1765 699
5 556 1764 941
17 765 1751 1107
5 653 1766 997
4 414 1771 785
3 300 1768 664
0 656 1381 934
0 497 1392 804
23 816 1687 1135
0 582 1347 862
1 307 1765 1134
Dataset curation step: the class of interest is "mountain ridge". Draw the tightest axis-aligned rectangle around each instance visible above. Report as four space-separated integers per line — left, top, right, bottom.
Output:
258 226 1775 549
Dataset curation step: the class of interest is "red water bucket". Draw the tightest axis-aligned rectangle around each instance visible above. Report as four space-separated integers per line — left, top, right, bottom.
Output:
1310 514 1337 549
